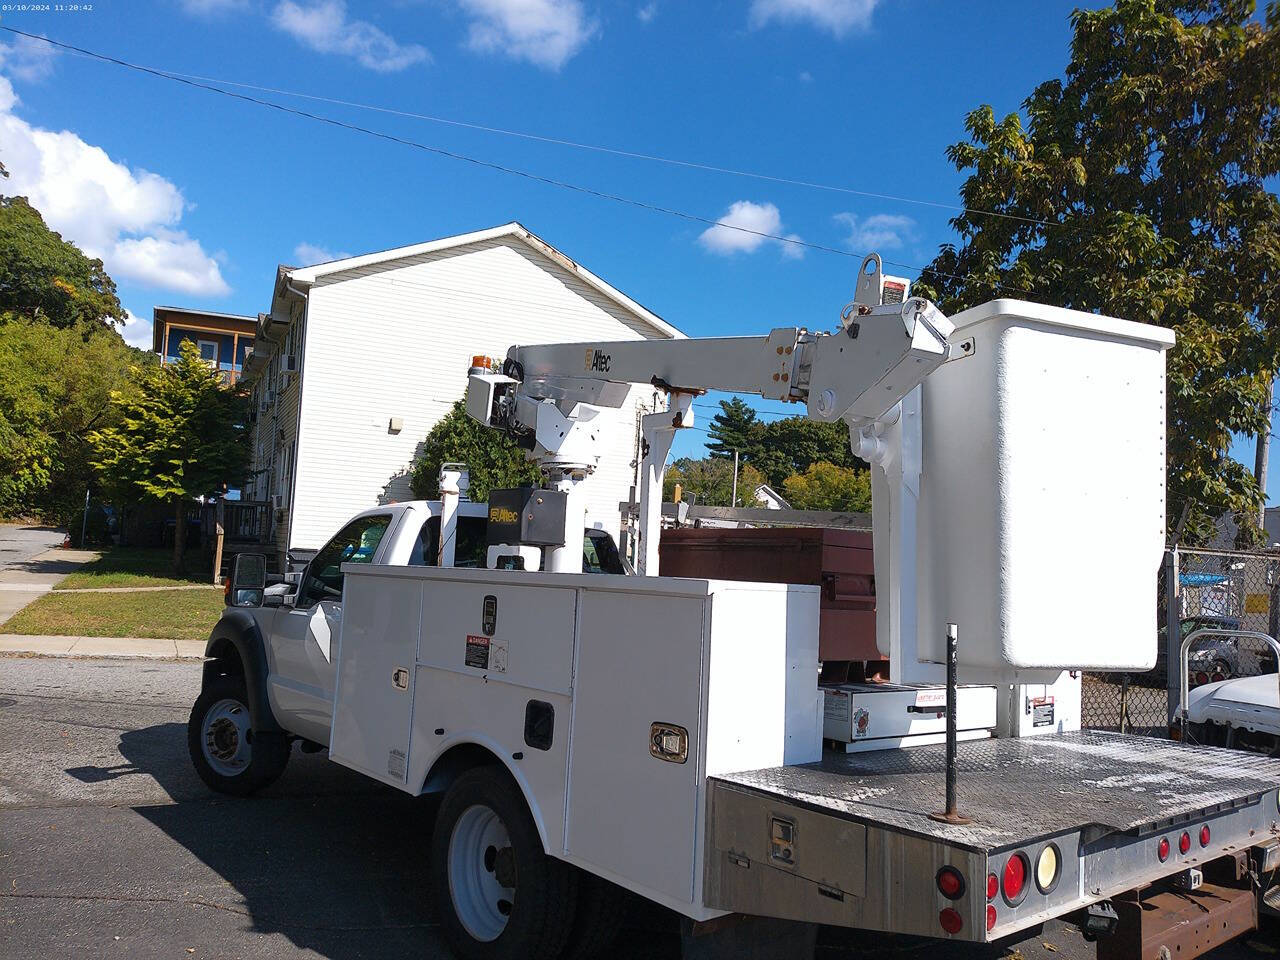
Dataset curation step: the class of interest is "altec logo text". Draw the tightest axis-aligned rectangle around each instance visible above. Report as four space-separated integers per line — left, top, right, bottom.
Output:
584 349 611 373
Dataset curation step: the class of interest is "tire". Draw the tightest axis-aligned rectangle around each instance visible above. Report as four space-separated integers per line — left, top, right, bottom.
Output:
561 869 627 960
187 675 290 796
430 766 576 960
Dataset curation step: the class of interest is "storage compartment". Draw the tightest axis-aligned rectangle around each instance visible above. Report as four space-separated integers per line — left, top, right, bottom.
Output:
660 527 879 663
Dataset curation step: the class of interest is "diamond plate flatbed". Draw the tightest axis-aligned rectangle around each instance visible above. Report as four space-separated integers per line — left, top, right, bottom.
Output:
710 731 1280 851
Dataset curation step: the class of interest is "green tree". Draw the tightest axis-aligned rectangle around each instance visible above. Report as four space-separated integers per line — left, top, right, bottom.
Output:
708 396 865 487
912 0 1280 544
782 462 872 512
663 456 765 507
89 340 250 571
410 400 542 502
0 317 143 527
0 197 126 329
755 416 859 487
707 397 760 459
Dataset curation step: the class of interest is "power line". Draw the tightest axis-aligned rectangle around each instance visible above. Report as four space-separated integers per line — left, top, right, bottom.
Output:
49 51 1059 232
0 26 1025 293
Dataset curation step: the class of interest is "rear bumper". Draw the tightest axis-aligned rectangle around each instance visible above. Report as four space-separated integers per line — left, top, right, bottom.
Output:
704 777 1280 943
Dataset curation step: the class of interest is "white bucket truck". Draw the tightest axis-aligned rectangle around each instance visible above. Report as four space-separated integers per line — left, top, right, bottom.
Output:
194 257 1280 960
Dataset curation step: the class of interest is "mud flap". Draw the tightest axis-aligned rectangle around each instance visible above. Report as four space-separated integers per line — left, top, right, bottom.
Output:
680 914 818 960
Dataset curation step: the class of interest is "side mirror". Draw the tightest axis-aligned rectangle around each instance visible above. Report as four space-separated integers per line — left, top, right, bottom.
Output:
230 553 267 607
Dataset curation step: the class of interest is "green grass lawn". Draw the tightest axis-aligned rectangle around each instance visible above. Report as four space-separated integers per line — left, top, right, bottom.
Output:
54 547 213 590
1 588 226 641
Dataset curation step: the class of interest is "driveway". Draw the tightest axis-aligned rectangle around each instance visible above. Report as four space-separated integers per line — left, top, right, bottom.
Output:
0 524 97 625
0 657 1274 960
0 523 64 571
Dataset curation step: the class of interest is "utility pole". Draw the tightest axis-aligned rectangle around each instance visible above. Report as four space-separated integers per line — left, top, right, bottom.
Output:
1257 376 1274 533
731 450 739 508
79 488 89 548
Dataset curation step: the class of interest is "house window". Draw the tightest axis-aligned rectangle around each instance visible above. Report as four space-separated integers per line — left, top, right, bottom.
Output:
197 339 219 367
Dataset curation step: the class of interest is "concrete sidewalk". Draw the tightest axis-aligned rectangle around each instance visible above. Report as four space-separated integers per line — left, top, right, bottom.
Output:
0 634 205 659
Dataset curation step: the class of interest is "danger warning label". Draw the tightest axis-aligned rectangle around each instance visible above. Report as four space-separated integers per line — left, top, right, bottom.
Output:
465 634 490 670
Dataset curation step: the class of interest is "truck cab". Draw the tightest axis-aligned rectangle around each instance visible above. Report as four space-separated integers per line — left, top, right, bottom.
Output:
193 499 626 784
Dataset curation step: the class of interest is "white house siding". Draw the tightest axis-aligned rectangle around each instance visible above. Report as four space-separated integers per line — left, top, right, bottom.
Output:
288 237 670 551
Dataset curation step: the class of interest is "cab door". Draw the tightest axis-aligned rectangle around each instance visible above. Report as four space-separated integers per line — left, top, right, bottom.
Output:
265 512 394 742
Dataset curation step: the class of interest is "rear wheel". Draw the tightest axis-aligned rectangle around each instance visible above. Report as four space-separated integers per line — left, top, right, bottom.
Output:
187 675 290 795
561 869 627 960
430 766 576 960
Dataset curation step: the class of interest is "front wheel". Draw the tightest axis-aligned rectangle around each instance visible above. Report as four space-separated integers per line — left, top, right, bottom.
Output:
187 675 290 795
430 766 576 960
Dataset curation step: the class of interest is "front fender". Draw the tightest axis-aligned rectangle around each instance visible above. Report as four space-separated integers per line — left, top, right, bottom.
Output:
203 609 283 734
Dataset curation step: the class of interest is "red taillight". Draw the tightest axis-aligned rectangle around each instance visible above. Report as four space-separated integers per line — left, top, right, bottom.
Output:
1200 825 1211 847
986 904 997 932
1002 853 1028 905
1179 831 1191 854
939 908 963 934
1194 671 1209 686
936 866 965 900
1158 837 1170 862
986 873 999 900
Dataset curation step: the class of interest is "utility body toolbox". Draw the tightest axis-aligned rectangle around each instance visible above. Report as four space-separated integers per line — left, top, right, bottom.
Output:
660 527 880 663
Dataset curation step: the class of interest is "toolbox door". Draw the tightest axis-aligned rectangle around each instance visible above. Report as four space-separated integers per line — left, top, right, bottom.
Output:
566 589 707 906
329 570 422 788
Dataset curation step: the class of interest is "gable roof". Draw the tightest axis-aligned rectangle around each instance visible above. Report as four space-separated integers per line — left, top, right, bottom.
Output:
283 222 682 340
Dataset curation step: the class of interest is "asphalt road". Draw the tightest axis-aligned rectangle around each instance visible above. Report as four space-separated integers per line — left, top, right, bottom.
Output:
0 524 64 571
0 657 1275 960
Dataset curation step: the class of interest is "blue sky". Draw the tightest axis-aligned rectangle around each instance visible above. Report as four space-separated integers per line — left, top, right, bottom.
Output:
0 0 1272 491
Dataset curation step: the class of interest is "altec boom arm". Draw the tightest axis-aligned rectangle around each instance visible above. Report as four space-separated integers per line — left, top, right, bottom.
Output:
466 291 953 578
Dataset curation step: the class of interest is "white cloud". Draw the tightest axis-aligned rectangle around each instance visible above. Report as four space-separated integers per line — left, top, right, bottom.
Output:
119 309 155 350
113 231 231 296
179 0 249 14
0 76 17 114
0 91 230 297
293 241 351 265
699 201 804 260
749 0 879 37
271 0 430 72
455 0 596 70
834 212 916 251
637 2 658 22
799 70 813 83
0 34 58 83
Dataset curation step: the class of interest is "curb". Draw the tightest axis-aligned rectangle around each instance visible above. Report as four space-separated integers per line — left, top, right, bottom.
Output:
0 635 206 660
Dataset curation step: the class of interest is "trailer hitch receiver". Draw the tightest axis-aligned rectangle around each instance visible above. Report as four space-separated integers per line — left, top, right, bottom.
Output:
1080 900 1118 941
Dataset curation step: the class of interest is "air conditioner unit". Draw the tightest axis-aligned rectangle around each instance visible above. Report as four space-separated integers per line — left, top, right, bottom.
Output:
283 355 299 373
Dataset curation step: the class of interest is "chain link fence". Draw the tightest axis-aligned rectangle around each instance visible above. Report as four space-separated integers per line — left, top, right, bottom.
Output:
1080 546 1280 736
